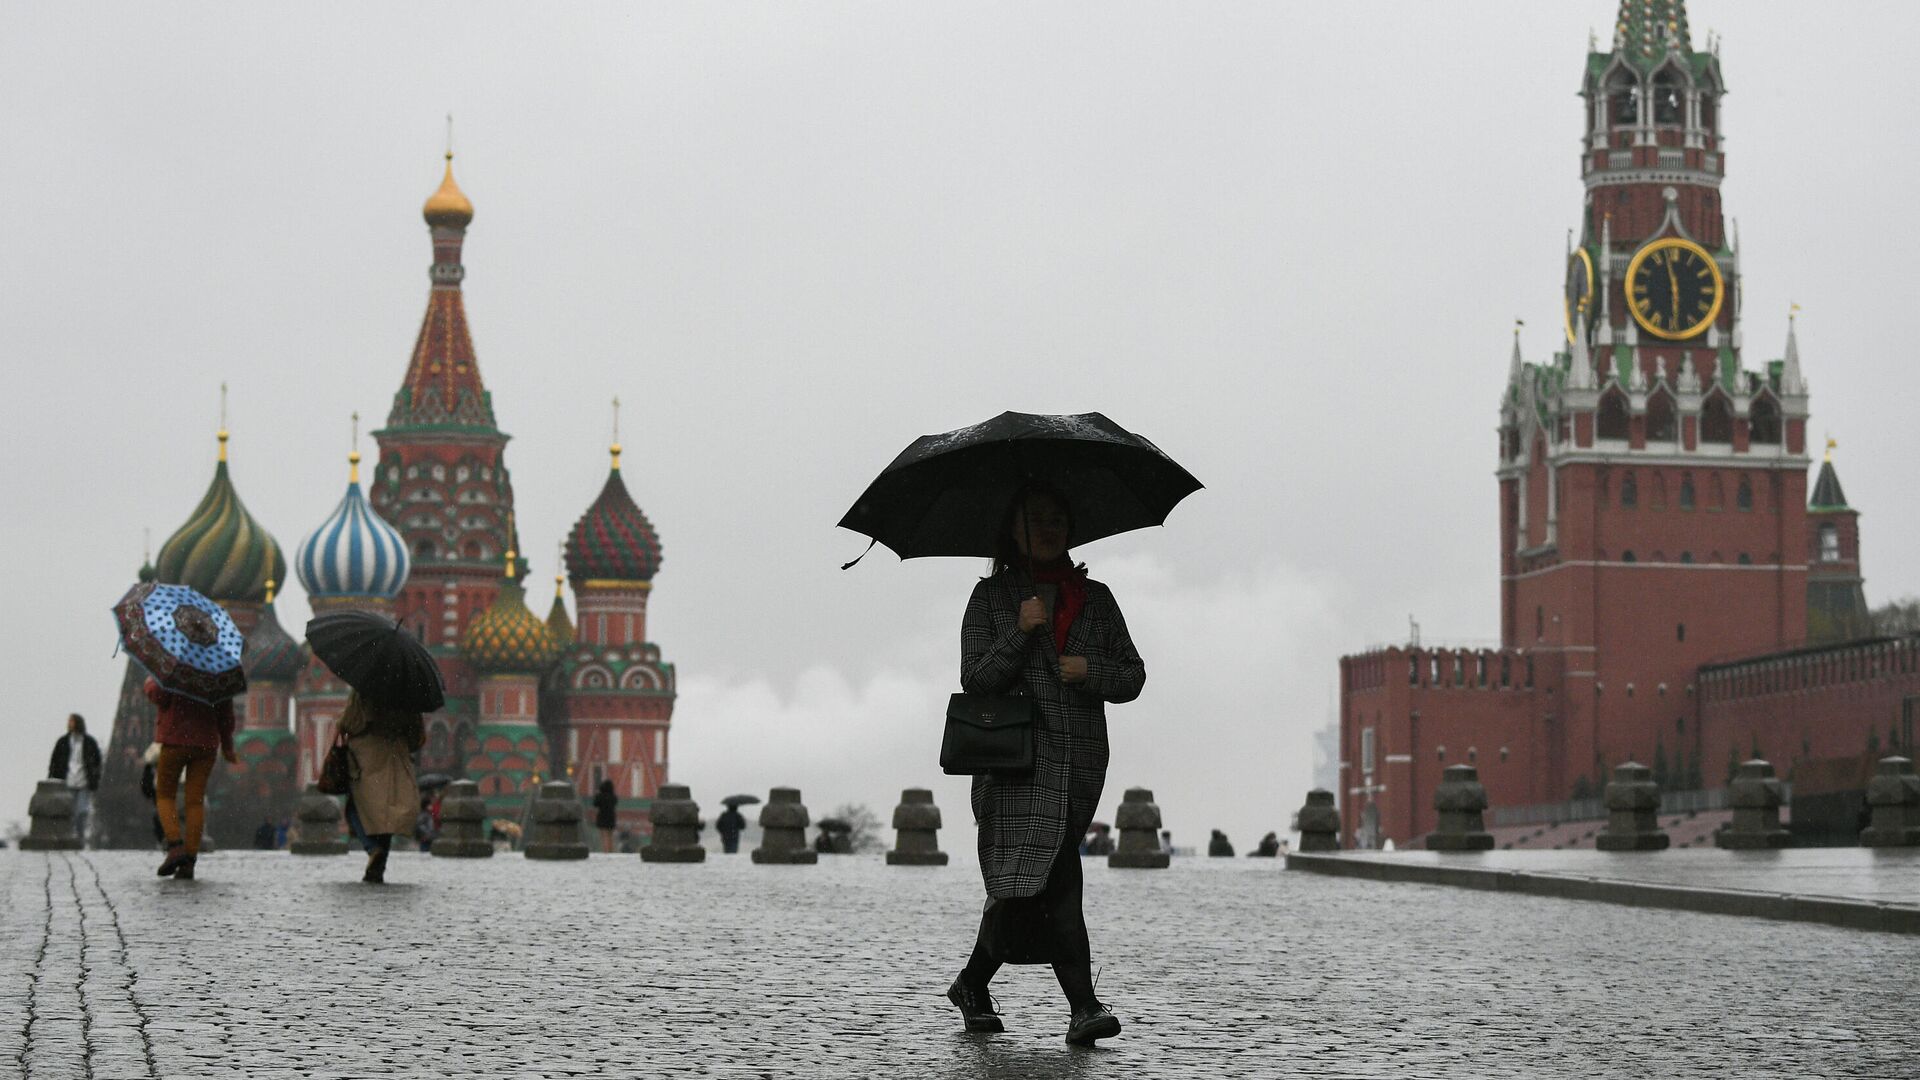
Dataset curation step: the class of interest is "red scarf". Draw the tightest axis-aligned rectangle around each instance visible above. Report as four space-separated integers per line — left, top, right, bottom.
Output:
1030 559 1089 653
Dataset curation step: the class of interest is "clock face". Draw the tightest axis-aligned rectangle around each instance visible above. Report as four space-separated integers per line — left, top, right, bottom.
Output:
1563 248 1595 343
1626 237 1724 340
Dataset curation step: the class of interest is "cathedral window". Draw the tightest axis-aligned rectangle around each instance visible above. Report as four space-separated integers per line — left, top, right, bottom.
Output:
1608 72 1640 126
1597 390 1630 440
1737 478 1753 510
1535 606 1544 641
1700 394 1733 443
1749 397 1782 445
1677 624 1686 642
1707 474 1725 510
1679 475 1696 510
1680 551 1694 563
1737 553 1752 565
1622 551 1637 563
414 539 436 558
1818 524 1841 563
1621 472 1638 508
1699 96 1716 132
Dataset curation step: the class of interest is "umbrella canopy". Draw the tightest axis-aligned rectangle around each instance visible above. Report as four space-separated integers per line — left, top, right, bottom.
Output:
815 818 852 832
417 773 455 790
837 411 1201 561
112 582 247 704
721 794 763 808
305 609 446 712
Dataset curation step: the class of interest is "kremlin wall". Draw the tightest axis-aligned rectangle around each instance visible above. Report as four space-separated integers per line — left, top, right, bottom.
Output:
92 156 675 850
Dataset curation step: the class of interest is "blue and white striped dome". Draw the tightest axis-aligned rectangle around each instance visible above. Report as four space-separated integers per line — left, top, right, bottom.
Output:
295 456 409 600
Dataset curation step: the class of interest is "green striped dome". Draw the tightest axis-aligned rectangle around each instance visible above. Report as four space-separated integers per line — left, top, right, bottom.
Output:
155 456 286 604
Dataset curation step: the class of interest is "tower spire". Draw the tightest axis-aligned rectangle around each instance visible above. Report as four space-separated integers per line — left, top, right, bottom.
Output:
611 395 622 471
1781 304 1808 397
348 411 362 484
217 382 230 462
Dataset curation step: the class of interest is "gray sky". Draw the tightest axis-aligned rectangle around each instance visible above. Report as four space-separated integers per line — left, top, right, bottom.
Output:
3 2 1915 851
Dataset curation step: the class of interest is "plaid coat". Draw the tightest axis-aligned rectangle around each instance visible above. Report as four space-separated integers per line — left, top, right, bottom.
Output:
962 569 1146 898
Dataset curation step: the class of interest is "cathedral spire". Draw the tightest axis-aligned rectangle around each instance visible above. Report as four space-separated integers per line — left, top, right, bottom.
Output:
1614 0 1692 65
382 149 496 434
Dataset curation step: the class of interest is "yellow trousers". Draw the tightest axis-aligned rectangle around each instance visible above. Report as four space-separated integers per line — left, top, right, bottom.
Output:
155 745 217 854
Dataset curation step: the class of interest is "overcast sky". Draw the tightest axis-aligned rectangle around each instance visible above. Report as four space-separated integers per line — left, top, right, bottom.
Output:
3 2 1914 851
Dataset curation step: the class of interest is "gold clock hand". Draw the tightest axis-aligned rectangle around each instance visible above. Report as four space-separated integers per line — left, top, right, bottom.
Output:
1667 258 1682 328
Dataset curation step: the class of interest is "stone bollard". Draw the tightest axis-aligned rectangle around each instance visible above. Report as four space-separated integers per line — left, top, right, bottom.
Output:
524 781 590 860
1597 762 1670 851
1717 759 1791 849
1860 756 1920 848
1427 765 1495 851
1296 789 1340 852
886 788 948 866
19 780 82 851
288 784 348 855
431 780 493 858
1109 787 1170 868
752 787 818 864
641 784 707 862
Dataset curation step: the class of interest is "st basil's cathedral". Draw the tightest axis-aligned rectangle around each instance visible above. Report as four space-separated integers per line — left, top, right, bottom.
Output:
93 156 675 849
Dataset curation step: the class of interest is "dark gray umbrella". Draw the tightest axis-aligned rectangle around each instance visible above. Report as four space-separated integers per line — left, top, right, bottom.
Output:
836 411 1201 563
721 794 762 808
305 610 446 712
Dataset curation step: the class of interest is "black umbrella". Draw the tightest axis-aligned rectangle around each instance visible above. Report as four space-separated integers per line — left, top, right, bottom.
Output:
305 609 446 712
721 794 763 808
417 773 455 790
837 411 1201 562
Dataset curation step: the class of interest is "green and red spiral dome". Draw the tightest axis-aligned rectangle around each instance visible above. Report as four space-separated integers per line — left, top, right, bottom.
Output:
564 448 662 585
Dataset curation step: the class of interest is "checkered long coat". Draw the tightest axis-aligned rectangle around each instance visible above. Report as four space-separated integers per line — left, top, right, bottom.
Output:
962 569 1146 898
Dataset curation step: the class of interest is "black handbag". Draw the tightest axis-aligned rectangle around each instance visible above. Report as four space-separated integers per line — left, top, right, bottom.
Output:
316 731 354 795
940 692 1036 776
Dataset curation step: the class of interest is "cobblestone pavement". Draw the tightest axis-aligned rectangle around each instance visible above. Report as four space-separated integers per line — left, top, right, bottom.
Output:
3 850 1917 1078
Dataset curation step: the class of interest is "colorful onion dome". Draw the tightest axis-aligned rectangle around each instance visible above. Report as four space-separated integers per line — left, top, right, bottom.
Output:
243 581 304 684
295 451 410 600
546 574 574 647
155 430 287 604
564 445 663 584
422 153 474 229
461 560 560 675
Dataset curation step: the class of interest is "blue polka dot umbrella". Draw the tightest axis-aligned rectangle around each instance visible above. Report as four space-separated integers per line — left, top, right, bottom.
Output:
112 582 248 704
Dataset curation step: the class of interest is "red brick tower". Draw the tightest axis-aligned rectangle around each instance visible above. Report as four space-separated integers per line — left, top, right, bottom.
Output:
555 430 676 833
368 154 518 772
1804 437 1870 644
1497 0 1808 798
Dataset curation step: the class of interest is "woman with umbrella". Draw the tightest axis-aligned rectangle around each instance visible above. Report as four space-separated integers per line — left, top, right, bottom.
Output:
840 412 1193 1046
306 610 445 885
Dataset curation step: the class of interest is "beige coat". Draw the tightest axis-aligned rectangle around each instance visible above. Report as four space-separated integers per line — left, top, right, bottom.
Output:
339 695 424 837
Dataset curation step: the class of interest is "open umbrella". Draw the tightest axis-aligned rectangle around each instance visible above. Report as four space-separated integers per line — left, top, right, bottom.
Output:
721 794 763 808
416 773 455 790
112 582 247 704
305 609 446 712
837 411 1201 563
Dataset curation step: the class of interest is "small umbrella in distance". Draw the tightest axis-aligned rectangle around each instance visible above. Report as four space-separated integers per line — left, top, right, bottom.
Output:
305 609 446 712
836 411 1201 564
112 582 248 704
721 794 763 808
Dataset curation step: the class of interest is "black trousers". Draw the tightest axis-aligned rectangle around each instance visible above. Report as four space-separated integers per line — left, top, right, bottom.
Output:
965 836 1092 985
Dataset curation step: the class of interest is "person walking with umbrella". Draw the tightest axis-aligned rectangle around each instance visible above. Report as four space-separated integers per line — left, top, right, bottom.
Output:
593 779 620 853
840 412 1196 1046
305 609 446 885
114 582 250 881
716 796 753 854
337 690 425 884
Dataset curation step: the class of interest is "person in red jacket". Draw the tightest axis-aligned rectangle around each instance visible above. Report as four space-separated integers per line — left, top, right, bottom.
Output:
144 677 237 880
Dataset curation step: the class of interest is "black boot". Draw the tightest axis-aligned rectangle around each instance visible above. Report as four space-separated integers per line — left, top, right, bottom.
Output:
157 844 188 878
363 847 389 884
172 855 198 881
946 975 1004 1033
1056 963 1119 1045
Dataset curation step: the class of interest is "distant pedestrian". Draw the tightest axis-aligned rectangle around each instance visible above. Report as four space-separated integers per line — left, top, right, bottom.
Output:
253 820 277 849
274 819 291 850
145 677 237 880
593 780 620 853
1159 830 1174 856
948 486 1144 1046
48 714 103 847
338 690 424 885
1252 831 1281 857
716 804 746 854
1208 830 1234 857
1082 824 1115 856
415 795 437 853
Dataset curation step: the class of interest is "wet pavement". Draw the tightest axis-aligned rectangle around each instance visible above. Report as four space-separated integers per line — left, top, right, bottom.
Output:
3 849 1916 1078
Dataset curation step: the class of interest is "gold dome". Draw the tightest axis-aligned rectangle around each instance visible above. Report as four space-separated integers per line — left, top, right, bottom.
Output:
423 153 474 228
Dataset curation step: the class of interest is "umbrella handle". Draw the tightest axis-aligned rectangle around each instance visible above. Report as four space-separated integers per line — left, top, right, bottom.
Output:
839 537 877 571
